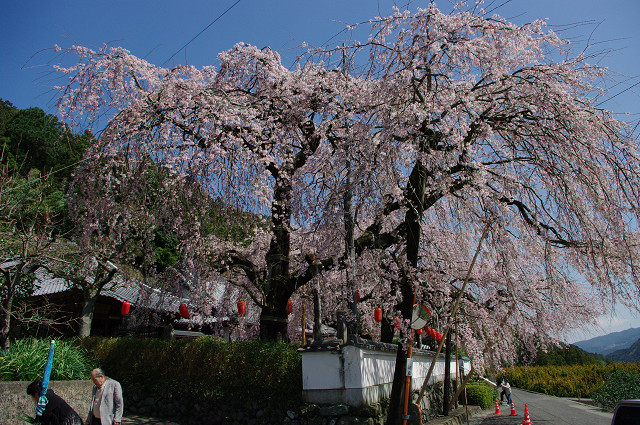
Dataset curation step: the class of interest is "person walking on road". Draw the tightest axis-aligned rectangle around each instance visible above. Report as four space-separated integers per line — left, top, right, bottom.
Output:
500 379 512 405
85 368 123 425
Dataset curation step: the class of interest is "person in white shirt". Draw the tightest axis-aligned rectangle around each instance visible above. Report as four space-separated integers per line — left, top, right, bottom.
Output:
85 369 123 425
500 379 512 405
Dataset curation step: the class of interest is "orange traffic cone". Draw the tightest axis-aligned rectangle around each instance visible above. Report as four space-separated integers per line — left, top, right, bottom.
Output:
494 399 502 415
521 404 533 425
510 400 517 416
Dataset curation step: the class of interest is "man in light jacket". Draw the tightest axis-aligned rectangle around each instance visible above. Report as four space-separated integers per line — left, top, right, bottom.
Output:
86 368 123 425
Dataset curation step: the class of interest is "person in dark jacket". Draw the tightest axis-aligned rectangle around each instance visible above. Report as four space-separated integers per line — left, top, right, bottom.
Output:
27 379 83 425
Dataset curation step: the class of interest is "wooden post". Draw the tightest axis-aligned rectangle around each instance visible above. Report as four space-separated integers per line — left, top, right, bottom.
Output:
313 288 322 342
448 366 475 411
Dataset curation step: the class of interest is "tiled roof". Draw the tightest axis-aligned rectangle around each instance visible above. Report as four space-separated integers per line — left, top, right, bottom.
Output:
32 269 188 314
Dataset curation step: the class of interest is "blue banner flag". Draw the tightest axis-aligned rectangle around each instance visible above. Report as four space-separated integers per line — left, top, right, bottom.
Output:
36 340 55 417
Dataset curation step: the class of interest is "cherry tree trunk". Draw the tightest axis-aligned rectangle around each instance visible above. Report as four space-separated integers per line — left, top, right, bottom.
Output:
0 292 13 350
78 289 99 337
259 310 289 341
386 159 429 425
259 174 294 341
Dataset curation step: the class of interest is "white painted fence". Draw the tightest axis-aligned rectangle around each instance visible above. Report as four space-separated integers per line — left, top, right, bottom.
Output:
301 340 462 407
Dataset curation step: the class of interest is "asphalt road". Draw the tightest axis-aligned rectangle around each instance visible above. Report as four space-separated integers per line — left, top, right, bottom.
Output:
466 388 613 425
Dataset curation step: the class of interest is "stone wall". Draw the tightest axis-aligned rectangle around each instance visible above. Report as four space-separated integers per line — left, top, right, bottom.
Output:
0 380 93 425
1 378 461 425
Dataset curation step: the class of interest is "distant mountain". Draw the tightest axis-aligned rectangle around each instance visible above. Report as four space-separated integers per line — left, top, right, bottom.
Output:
573 327 640 355
607 338 640 363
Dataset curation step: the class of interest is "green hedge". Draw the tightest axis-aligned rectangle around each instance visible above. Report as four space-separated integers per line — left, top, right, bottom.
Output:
77 337 302 408
463 383 496 409
591 369 640 410
0 338 93 382
501 362 640 398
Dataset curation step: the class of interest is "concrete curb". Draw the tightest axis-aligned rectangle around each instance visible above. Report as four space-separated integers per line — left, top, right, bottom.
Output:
425 405 484 425
120 407 488 425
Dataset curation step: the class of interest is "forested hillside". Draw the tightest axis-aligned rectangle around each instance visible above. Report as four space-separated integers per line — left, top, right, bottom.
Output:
527 342 609 366
607 338 640 363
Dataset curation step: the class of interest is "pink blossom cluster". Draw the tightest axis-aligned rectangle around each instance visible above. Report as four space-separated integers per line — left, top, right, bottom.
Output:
51 3 639 367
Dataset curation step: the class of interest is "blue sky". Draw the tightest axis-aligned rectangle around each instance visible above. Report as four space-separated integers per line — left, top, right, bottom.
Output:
1 0 639 343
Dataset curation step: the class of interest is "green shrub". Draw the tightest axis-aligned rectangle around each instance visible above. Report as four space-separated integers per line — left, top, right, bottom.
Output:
463 383 496 408
591 369 640 410
0 338 93 381
77 337 302 408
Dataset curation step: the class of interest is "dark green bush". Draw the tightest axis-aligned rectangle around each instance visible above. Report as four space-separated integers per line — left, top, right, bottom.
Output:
463 383 497 409
0 338 93 381
591 369 640 410
77 337 302 408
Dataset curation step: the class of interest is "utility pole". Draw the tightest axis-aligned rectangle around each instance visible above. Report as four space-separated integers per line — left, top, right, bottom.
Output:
443 329 452 416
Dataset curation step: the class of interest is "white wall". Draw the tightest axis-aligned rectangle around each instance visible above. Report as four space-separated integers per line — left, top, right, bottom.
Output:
301 342 460 407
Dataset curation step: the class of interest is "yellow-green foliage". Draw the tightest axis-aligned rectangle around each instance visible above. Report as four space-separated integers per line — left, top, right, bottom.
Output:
77 337 302 408
501 362 640 398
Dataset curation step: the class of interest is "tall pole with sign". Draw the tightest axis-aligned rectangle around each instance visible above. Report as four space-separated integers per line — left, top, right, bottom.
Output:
403 302 431 425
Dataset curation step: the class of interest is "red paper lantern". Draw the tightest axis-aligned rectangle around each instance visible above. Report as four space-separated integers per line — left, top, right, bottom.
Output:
416 328 423 335
393 317 401 330
237 300 246 316
287 298 293 315
436 331 442 342
426 327 435 337
121 301 130 316
374 308 383 323
179 303 189 319
356 290 361 303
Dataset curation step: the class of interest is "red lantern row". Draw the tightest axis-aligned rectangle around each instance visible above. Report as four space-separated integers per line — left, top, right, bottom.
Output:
176 298 295 319
371 308 442 341
424 326 442 341
236 299 294 317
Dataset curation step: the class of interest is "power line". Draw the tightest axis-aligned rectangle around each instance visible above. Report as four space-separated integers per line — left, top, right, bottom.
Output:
162 0 243 67
596 80 640 108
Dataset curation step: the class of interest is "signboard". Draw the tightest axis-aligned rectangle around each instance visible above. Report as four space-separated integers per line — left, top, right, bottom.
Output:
406 358 413 377
411 304 431 330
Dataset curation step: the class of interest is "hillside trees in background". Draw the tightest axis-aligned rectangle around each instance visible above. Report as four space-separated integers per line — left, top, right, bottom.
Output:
534 344 609 366
0 100 95 348
607 338 640 363
0 99 92 187
0 153 68 349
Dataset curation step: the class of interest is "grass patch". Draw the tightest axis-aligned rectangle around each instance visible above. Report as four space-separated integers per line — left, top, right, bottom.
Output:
0 338 93 381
